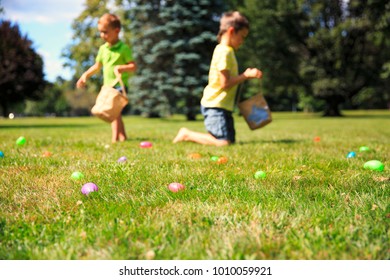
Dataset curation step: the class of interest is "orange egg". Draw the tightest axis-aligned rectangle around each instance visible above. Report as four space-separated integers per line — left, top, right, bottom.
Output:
42 151 52 157
188 153 202 159
216 156 228 164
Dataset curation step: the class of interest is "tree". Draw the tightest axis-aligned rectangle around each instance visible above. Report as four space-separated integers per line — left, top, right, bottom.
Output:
237 0 390 116
236 0 305 112
0 20 45 117
129 0 226 119
300 0 390 116
24 77 72 117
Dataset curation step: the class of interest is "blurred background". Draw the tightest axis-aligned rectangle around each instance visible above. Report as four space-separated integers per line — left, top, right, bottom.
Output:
0 0 389 119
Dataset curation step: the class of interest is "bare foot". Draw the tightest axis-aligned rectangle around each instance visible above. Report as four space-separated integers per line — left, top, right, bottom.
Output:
173 127 188 143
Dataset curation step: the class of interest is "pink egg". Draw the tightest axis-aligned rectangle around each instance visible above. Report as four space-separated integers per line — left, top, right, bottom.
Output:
81 182 99 195
140 141 153 148
168 182 185 193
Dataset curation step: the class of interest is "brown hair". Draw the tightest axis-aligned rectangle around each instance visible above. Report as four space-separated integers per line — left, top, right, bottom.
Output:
217 11 249 42
98 13 121 30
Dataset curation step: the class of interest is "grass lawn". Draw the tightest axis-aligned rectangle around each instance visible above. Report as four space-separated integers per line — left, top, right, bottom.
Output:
0 110 389 260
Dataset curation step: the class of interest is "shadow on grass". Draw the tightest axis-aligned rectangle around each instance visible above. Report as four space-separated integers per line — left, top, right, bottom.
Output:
341 114 390 119
238 139 303 145
0 124 99 129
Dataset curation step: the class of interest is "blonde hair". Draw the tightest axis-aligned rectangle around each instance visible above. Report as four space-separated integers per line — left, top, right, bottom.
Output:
217 11 249 42
98 13 121 30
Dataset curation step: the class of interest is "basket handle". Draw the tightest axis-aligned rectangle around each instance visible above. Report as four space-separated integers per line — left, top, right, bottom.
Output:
236 78 262 105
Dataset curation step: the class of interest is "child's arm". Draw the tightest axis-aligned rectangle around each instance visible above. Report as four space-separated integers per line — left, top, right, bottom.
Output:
113 61 137 77
219 68 262 90
76 62 102 88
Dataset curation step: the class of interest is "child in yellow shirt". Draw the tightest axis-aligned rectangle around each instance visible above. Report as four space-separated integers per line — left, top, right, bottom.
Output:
173 11 262 146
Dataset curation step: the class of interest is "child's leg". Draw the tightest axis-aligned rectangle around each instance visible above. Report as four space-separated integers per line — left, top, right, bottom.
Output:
111 116 127 143
173 127 229 146
111 118 119 143
117 116 127 141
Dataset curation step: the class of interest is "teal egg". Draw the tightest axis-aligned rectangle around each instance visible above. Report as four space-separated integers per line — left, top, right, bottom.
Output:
347 151 356 158
0 151 4 158
363 160 384 172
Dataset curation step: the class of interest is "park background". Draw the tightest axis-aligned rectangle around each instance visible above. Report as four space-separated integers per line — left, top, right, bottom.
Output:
1 0 389 119
0 0 389 261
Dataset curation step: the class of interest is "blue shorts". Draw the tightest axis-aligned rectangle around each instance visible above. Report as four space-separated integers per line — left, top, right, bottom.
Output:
201 106 236 143
114 84 128 94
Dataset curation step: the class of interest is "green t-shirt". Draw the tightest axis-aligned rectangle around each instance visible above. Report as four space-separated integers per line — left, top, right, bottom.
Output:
96 40 133 87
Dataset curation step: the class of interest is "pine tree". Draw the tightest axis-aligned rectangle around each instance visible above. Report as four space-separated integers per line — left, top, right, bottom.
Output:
129 0 226 119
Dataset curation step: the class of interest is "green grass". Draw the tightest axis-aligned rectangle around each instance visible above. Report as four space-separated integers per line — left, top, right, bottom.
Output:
0 110 389 260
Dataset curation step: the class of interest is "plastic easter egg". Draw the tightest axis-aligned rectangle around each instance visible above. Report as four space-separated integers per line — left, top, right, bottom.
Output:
168 182 185 193
359 146 370 152
313 136 321 142
216 156 228 164
81 182 99 195
347 151 356 158
71 171 85 180
254 170 266 179
364 160 384 172
117 156 127 163
0 151 4 158
188 153 202 159
16 136 26 146
210 156 219 161
140 141 152 148
42 151 52 157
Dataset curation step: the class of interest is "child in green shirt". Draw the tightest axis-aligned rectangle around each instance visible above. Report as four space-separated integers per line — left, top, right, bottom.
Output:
173 11 262 146
76 13 136 143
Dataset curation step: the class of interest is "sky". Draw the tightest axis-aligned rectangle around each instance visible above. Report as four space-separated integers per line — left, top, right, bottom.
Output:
2 0 85 82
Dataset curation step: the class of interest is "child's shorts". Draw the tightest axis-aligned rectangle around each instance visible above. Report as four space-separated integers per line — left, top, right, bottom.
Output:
114 84 128 94
201 106 235 143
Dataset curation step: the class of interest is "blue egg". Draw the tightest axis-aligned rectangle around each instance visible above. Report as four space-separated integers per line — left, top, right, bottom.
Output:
347 151 356 158
0 151 4 158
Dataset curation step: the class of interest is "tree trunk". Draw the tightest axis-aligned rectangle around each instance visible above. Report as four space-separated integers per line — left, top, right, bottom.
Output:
323 98 343 117
186 111 197 121
1 101 8 118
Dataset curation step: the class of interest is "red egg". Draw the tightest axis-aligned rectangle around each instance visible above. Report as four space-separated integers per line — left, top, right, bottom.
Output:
168 182 185 192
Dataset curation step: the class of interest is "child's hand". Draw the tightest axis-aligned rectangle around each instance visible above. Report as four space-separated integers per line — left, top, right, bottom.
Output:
76 75 87 88
243 68 262 79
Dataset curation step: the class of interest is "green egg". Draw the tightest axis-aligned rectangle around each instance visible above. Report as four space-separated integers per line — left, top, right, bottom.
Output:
16 136 26 146
363 160 384 172
71 171 85 180
254 170 266 179
359 146 370 152
210 156 219 161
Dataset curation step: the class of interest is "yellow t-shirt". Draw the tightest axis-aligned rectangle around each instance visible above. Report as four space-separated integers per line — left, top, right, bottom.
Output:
201 44 238 112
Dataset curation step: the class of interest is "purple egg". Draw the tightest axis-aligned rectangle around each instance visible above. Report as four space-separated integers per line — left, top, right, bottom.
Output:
81 182 99 195
117 156 127 163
